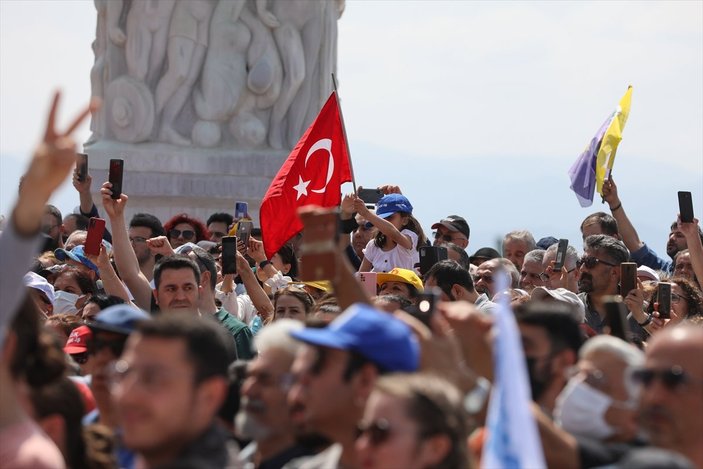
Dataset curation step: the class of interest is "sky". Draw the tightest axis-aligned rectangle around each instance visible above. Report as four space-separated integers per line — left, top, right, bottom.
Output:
1 0 701 256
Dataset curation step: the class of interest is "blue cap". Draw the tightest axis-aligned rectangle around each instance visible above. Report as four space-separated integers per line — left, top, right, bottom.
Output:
375 194 413 219
290 303 419 372
54 245 99 273
89 305 151 335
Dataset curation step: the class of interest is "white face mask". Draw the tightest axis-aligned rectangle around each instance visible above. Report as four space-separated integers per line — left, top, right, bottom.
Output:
53 290 81 315
555 378 623 440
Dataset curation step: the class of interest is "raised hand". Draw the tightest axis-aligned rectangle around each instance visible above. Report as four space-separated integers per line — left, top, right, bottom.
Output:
100 181 128 219
147 236 175 257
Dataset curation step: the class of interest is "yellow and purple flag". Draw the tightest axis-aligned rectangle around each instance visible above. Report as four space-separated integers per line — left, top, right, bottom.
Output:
569 86 633 207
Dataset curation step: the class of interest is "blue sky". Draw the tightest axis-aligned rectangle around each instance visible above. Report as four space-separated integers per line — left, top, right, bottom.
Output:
1 0 701 255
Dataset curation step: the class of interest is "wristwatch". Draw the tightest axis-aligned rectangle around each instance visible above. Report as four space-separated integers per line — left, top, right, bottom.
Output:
258 259 271 269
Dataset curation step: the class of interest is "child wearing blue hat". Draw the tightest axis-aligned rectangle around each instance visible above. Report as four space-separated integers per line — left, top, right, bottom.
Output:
353 192 427 273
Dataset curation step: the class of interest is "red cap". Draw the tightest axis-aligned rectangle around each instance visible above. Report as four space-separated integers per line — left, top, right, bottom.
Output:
64 325 92 354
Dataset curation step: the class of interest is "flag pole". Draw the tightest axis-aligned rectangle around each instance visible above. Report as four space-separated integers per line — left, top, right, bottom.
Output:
331 73 357 194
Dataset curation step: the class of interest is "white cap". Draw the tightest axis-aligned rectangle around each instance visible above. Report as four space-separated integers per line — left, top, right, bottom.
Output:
637 265 660 283
23 272 55 304
531 287 585 323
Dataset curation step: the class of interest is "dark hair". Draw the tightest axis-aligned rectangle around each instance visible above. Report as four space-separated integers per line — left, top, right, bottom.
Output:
29 377 88 469
375 373 469 469
54 265 97 295
373 213 427 252
163 213 209 243
647 277 703 319
439 242 471 270
153 255 201 290
274 285 315 316
584 234 630 265
63 213 90 230
45 204 62 225
10 296 66 386
424 260 474 297
581 212 620 238
276 243 299 279
130 213 165 238
343 350 380 381
515 301 583 355
178 245 217 291
86 294 126 311
206 212 234 229
136 313 231 383
670 221 703 245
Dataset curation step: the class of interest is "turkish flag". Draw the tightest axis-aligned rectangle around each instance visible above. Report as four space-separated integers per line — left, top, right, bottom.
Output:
260 93 352 259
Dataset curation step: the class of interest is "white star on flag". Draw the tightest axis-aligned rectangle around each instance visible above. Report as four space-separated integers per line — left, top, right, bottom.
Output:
293 175 311 200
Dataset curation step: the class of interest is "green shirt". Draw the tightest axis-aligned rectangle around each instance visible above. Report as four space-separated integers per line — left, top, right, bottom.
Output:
215 307 254 359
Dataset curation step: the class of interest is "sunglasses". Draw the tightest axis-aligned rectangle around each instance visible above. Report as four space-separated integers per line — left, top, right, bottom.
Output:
579 255 617 269
631 366 701 391
169 229 195 240
71 352 89 365
356 418 391 446
88 337 126 357
433 232 466 243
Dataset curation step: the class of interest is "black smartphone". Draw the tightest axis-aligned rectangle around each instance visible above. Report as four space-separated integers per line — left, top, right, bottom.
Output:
678 191 694 223
620 262 637 297
658 282 672 319
76 153 88 183
419 245 448 275
358 187 383 205
603 295 630 341
553 239 569 271
221 236 237 275
405 287 440 327
236 220 253 248
108 159 124 199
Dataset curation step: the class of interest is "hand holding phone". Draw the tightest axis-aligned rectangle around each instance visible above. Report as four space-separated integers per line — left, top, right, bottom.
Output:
603 295 630 341
108 159 124 199
357 272 378 297
84 217 106 256
221 236 238 275
657 282 672 319
678 191 694 223
76 153 88 183
553 239 569 271
357 187 383 205
619 262 637 297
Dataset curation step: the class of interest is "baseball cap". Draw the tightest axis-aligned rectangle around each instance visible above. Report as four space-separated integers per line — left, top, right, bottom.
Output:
536 236 559 250
531 287 585 323
431 215 470 239
375 194 413 219
64 325 92 354
23 271 55 304
54 245 99 273
376 268 423 292
291 303 419 372
89 304 151 335
469 247 501 264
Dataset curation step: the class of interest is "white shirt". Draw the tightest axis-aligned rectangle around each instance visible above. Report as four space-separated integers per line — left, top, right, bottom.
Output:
363 229 419 272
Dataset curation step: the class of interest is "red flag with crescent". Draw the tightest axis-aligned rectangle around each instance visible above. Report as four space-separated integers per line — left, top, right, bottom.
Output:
260 93 352 259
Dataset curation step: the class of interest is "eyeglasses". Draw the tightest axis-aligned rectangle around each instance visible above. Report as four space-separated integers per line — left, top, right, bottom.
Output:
169 229 195 240
671 292 689 304
579 255 617 269
71 352 89 365
539 267 577 282
356 418 391 446
110 359 193 393
631 366 703 391
88 337 126 358
433 231 466 243
129 236 147 244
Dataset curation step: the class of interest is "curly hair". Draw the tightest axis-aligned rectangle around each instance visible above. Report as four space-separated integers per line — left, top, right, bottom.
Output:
647 276 703 319
163 213 210 243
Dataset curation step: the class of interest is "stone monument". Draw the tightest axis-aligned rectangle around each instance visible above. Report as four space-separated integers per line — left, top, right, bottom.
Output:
85 0 345 224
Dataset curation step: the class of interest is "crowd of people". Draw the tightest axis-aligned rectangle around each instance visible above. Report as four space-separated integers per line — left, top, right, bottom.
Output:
1 94 703 469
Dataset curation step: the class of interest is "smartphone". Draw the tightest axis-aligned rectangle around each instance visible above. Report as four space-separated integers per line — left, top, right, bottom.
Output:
619 262 637 297
76 153 88 183
603 295 630 341
357 272 378 297
221 236 237 275
678 191 694 223
658 282 672 319
298 208 339 281
235 220 253 248
405 287 440 327
419 245 448 275
235 201 248 220
84 217 106 256
358 187 383 205
553 239 569 271
108 158 124 199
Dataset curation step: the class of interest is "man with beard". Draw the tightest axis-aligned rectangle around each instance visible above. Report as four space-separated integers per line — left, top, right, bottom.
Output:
601 177 702 273
577 235 629 333
235 319 317 468
515 301 583 417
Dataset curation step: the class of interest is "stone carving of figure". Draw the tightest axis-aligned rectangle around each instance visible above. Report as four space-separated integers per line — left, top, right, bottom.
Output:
155 0 216 146
88 0 125 143
125 0 176 89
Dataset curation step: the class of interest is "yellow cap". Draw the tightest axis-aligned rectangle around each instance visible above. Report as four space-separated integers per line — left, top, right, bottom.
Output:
376 268 423 292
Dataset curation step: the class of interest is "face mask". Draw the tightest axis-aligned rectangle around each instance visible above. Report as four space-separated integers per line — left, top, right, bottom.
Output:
525 356 551 401
53 291 81 315
555 378 624 440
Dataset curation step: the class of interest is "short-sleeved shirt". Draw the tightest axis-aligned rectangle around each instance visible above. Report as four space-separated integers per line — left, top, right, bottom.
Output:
215 307 254 359
363 229 419 272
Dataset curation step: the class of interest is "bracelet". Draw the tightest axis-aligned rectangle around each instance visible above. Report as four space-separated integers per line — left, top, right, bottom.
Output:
610 202 622 212
638 313 653 327
258 260 271 269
